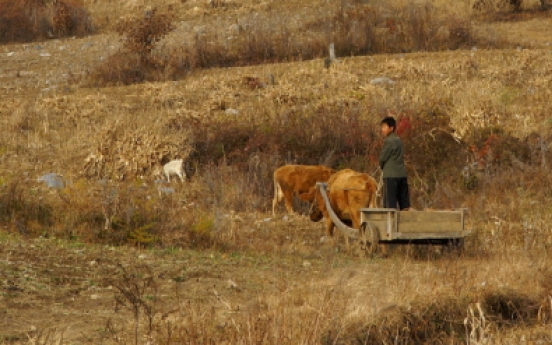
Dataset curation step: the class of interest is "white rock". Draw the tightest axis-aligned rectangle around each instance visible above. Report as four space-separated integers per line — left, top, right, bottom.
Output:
39 52 51 57
225 108 239 115
7 52 14 57
302 260 311 268
263 218 272 222
227 279 238 289
138 254 147 260
89 260 97 266
370 77 395 85
90 294 100 300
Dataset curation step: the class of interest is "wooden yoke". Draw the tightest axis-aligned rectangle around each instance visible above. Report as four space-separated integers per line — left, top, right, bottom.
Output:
315 182 360 240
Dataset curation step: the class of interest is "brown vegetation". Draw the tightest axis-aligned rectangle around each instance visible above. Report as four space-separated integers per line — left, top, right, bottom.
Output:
0 0 94 44
2 0 552 342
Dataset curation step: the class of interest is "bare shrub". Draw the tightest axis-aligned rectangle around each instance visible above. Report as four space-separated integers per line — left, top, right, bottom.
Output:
112 263 159 344
90 9 175 85
0 0 93 44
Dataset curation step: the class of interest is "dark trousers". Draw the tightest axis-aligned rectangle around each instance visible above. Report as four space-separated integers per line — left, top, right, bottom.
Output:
383 178 411 210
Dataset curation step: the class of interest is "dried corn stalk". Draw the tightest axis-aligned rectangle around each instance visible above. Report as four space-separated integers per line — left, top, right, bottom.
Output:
83 121 191 180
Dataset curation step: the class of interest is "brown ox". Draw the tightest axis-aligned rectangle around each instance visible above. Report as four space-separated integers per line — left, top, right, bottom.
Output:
272 165 335 215
299 169 377 241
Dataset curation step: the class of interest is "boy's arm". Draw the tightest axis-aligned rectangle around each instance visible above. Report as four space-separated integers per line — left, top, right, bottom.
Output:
379 139 392 169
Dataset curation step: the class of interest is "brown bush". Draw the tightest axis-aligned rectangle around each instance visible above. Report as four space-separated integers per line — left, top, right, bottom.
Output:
0 0 94 44
0 178 54 236
90 9 175 86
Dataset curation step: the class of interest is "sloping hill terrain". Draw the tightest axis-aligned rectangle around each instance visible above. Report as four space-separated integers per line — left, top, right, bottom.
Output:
2 0 552 343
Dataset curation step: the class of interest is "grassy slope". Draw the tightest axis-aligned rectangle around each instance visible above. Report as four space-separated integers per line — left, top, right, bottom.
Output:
1 230 551 343
1 44 552 177
1 0 552 343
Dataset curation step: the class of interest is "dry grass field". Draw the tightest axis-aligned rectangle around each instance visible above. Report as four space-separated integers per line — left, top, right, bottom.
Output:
2 0 552 343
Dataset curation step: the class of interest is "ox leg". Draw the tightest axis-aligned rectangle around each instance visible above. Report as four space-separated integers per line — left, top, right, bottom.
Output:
178 172 185 183
325 218 335 237
272 180 280 216
324 219 339 247
272 198 278 216
166 173 171 183
283 190 295 215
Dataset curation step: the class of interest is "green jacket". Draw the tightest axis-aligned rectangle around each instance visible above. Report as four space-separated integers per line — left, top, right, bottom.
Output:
379 132 407 178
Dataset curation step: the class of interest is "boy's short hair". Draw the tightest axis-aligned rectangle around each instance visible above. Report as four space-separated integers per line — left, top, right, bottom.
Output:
381 116 396 131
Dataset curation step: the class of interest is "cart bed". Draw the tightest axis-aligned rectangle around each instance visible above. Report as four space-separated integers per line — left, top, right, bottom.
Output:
360 208 468 241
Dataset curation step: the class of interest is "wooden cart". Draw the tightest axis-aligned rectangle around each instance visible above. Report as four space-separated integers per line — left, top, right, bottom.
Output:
316 182 469 254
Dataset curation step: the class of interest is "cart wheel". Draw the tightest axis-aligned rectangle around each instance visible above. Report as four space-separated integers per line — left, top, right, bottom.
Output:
357 224 368 257
359 222 380 256
448 238 465 248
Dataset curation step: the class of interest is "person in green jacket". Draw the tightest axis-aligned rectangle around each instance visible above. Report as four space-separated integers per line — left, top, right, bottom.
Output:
379 117 411 210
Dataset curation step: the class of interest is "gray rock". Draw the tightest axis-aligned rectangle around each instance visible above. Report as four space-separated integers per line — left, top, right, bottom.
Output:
38 173 65 189
370 77 396 85
158 186 175 195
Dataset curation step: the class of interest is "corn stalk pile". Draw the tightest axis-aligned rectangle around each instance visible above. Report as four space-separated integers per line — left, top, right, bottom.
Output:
83 121 191 180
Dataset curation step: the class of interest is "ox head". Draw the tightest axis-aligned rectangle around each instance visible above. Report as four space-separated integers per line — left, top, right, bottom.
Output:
299 187 325 222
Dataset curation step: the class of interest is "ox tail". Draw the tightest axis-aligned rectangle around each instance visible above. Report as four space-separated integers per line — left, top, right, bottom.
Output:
272 179 284 215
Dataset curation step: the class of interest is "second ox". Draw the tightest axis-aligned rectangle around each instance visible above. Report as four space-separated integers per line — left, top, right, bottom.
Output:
299 168 378 243
272 165 335 215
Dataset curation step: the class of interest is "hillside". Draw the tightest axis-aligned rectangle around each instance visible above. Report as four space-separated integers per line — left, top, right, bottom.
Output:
2 0 552 343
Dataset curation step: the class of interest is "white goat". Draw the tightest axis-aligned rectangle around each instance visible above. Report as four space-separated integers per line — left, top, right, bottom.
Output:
163 159 185 183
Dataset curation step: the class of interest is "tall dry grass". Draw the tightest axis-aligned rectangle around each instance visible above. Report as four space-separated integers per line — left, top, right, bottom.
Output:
88 247 552 344
0 0 94 44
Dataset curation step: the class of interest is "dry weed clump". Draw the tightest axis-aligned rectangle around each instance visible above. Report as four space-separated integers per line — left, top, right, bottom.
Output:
473 0 552 14
324 290 545 344
0 179 54 236
0 0 94 44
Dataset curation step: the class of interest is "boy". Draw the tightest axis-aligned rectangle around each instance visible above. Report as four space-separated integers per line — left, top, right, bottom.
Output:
379 117 410 210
